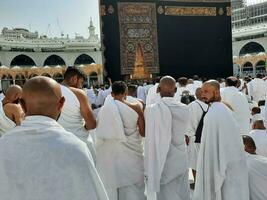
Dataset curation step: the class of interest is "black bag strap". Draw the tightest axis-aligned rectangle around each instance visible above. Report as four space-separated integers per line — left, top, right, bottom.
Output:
195 101 209 143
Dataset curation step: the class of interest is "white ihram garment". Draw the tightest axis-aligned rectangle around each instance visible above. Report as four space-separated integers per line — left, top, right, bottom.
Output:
0 101 15 136
193 102 249 200
221 86 250 135
126 95 143 110
248 129 267 157
96 96 145 200
145 97 190 200
146 83 160 105
58 85 96 162
186 99 208 170
249 78 267 102
0 116 108 200
137 86 147 103
246 154 267 200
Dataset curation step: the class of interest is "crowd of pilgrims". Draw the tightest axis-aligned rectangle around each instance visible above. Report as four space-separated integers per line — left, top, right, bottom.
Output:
0 67 267 200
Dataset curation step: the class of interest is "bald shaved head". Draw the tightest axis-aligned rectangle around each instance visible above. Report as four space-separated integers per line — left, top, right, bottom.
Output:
201 80 221 104
3 85 22 104
158 76 177 97
195 87 202 100
203 80 220 90
21 76 65 120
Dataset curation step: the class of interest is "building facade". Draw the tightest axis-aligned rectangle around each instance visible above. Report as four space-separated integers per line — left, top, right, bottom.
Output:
232 0 267 77
0 19 103 91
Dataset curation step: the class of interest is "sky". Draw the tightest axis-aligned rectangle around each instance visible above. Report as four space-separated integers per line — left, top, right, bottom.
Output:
0 0 100 39
0 0 264 39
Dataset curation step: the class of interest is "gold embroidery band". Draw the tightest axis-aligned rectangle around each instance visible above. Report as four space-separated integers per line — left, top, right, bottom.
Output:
159 0 230 2
165 6 217 16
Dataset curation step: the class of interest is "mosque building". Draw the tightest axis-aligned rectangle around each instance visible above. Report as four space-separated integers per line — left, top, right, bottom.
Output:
0 19 103 91
232 0 267 77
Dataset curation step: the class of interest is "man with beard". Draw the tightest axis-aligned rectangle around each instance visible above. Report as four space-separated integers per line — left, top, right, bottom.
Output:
0 76 108 200
0 85 24 135
193 80 249 200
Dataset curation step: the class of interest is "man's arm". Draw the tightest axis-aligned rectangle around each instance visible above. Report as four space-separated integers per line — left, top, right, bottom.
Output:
3 104 24 125
126 103 145 137
70 87 97 130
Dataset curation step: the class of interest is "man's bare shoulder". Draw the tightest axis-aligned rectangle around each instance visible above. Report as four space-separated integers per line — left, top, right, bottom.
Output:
3 103 21 112
125 101 143 115
68 87 87 100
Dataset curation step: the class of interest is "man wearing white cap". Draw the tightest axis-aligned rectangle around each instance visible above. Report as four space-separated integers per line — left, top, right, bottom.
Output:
249 114 267 157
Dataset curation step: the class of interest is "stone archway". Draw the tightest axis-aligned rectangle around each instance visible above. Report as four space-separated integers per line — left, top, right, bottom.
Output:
239 42 265 56
88 71 98 86
53 73 64 83
15 74 26 86
255 60 266 75
242 62 254 76
41 73 51 78
43 55 66 66
10 54 36 67
74 54 95 65
1 74 13 92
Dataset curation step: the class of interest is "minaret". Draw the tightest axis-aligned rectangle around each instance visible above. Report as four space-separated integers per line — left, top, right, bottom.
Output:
88 17 96 39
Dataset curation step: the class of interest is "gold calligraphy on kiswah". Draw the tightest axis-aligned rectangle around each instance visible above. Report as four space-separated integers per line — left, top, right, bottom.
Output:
165 6 217 16
123 5 151 15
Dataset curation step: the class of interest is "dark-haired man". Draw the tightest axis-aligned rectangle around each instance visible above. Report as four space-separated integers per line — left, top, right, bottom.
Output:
126 84 144 109
96 81 145 200
221 76 250 135
58 67 97 160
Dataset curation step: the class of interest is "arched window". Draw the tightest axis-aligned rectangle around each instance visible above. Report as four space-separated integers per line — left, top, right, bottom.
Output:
41 73 51 78
242 62 253 76
43 55 66 66
1 74 13 92
255 60 266 75
239 42 265 56
11 54 36 66
29 74 38 79
74 54 95 65
88 72 98 86
233 64 240 76
53 73 64 83
15 74 26 86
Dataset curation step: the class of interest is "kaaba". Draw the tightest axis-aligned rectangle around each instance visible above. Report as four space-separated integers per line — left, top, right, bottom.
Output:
100 0 233 80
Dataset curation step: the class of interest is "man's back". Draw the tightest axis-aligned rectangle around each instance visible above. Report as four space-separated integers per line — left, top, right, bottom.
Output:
0 116 108 200
247 154 267 200
221 86 250 134
250 78 266 102
249 129 267 157
161 101 189 184
193 102 249 200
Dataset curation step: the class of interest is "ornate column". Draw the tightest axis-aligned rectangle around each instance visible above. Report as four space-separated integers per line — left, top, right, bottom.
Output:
253 65 256 77
98 74 103 85
0 78 2 91
86 75 90 87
